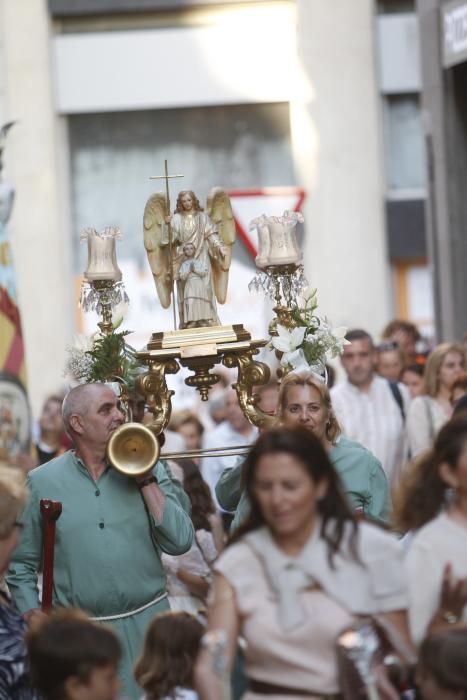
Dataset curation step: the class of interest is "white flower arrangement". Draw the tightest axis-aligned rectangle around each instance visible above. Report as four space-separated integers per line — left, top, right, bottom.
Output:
64 334 96 382
64 322 137 385
270 287 349 374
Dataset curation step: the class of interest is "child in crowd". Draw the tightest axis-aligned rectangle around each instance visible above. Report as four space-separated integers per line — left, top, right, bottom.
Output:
162 460 221 617
27 610 121 700
416 626 467 699
134 612 203 700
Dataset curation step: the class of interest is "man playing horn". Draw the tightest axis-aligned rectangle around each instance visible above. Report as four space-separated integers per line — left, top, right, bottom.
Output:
7 383 194 700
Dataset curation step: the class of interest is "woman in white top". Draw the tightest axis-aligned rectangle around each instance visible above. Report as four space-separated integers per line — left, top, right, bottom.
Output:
397 415 467 645
195 427 413 700
407 343 465 457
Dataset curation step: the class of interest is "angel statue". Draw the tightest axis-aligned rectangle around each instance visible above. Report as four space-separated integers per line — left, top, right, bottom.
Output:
143 188 236 329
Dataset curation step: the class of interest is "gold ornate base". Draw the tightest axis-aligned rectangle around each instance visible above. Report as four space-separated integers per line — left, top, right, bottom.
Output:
136 324 275 435
268 305 297 335
148 324 251 350
92 280 116 336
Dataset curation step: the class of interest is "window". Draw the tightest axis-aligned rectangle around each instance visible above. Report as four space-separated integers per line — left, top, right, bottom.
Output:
69 103 295 272
382 94 426 192
377 0 415 13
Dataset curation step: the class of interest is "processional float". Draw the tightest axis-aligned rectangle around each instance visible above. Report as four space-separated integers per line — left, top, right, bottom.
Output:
73 168 411 699
43 164 402 698
77 161 311 476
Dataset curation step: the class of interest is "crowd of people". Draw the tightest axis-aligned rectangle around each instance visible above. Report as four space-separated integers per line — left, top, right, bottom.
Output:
1 318 467 699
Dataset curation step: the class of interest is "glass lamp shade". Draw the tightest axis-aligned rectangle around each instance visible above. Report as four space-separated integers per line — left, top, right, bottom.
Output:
250 211 304 269
81 227 123 282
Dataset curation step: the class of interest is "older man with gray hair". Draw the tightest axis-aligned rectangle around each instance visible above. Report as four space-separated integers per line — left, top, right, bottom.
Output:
7 382 194 700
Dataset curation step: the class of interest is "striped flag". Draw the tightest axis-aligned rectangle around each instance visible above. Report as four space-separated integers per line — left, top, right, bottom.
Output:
0 124 30 459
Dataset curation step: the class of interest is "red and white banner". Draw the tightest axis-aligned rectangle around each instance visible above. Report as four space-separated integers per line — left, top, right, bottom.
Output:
228 187 306 259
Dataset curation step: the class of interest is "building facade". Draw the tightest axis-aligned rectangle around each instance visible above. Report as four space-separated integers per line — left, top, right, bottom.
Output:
416 0 467 342
0 0 433 413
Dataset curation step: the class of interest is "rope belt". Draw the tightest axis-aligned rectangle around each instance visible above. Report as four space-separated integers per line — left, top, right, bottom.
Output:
90 592 168 622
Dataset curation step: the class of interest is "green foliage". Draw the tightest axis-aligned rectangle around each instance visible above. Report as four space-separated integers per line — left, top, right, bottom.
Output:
84 329 137 383
289 291 341 370
291 292 318 328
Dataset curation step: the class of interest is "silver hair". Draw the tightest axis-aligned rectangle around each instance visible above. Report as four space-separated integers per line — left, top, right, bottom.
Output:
62 384 99 434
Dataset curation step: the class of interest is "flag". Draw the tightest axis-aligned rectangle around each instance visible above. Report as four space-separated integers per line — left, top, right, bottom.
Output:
0 133 30 460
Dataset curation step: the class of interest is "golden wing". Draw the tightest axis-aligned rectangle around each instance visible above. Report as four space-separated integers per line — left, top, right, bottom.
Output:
207 187 236 304
207 187 236 246
143 192 171 308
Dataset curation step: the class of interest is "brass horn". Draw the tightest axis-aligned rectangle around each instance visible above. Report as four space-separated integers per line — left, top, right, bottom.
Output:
106 422 161 477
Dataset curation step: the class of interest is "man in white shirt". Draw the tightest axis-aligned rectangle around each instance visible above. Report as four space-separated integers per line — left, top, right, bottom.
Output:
201 387 258 512
331 328 410 487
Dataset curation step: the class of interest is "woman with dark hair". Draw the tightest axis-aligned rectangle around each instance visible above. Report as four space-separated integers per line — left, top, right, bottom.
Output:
195 427 411 699
162 460 222 617
181 459 224 553
416 627 467 700
397 415 467 645
401 363 425 400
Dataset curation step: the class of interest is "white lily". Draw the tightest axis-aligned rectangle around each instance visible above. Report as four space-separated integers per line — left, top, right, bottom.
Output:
281 348 309 371
302 286 317 302
296 286 317 309
271 325 306 354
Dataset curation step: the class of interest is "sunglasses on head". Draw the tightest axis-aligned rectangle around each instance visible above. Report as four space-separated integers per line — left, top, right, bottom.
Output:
377 341 399 352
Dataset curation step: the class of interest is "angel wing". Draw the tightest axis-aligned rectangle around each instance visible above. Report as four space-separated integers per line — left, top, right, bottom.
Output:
207 187 236 246
206 187 236 304
143 192 172 308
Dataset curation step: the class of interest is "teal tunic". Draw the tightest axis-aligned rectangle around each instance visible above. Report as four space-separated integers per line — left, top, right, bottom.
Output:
7 451 194 700
216 436 391 532
330 437 391 522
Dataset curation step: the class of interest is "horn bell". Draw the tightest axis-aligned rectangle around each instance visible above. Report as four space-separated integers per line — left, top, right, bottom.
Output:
106 422 161 477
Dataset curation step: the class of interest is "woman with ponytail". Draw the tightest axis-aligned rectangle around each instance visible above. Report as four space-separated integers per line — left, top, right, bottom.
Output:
397 414 467 644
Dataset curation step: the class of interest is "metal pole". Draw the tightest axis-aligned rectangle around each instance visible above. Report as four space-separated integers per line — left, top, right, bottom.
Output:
164 160 178 330
150 162 183 330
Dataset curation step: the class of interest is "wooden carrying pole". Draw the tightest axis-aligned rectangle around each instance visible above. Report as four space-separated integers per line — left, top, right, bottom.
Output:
40 499 62 612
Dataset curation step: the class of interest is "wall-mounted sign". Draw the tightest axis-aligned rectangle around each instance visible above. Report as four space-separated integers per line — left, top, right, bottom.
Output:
442 0 467 68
